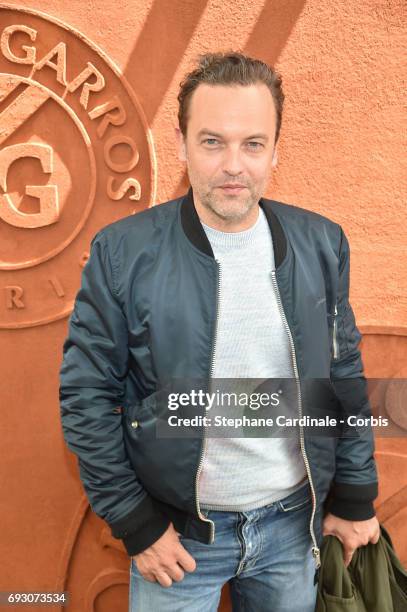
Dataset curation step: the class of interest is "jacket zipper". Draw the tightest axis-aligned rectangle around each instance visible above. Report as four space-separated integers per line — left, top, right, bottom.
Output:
194 259 221 544
271 269 321 570
332 302 340 359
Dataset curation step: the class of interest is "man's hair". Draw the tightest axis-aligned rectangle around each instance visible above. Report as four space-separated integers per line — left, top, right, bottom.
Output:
177 51 285 145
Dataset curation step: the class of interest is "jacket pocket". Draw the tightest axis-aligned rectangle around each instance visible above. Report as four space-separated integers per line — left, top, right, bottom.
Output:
123 389 166 435
328 301 363 364
122 401 144 433
327 304 340 361
320 587 367 611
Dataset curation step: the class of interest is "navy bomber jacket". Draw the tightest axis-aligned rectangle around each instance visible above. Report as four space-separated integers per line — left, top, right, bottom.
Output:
59 187 379 573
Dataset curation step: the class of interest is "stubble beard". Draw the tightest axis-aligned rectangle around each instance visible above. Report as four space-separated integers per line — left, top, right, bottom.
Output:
193 181 261 223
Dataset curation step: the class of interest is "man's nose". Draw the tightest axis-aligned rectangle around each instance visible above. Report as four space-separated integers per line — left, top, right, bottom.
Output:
222 146 245 175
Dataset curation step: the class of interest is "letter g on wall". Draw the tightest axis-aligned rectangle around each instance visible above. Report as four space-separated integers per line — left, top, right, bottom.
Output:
0 142 58 228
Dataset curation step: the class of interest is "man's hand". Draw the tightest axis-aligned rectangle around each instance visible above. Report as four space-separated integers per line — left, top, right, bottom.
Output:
131 522 197 587
322 512 380 567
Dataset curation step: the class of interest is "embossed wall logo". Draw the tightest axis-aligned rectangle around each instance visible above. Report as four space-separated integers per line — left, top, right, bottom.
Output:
0 4 156 328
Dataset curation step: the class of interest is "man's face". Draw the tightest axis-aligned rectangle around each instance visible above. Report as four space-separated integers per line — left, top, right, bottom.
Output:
175 82 278 227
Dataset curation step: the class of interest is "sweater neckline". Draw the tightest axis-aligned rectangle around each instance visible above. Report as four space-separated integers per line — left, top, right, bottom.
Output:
201 207 266 248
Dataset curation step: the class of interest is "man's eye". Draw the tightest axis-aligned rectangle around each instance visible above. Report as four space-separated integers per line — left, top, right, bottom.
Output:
202 139 263 148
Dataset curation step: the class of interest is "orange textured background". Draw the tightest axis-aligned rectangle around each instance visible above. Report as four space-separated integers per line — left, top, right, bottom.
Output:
0 1 405 610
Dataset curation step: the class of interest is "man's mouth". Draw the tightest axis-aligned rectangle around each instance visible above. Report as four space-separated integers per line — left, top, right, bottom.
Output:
219 186 246 194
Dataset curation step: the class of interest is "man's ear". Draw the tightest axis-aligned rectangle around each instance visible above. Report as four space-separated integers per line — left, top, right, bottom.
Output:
271 145 278 168
175 127 187 162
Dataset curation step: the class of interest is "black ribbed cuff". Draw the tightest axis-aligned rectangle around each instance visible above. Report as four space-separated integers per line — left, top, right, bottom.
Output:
328 480 378 521
122 513 171 556
108 494 172 556
328 498 376 521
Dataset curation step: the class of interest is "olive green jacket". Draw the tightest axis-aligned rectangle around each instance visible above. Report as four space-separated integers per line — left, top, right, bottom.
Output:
316 525 407 611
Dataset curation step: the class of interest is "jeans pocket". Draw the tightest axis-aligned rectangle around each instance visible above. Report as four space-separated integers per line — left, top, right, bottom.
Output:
277 484 312 512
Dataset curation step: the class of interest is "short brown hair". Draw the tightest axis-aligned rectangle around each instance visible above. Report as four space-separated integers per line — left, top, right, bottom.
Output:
177 51 285 145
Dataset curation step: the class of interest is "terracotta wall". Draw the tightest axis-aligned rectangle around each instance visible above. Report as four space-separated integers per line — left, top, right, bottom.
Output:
0 1 405 610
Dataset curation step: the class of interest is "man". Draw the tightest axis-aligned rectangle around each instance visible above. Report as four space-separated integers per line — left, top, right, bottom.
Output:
59 51 380 611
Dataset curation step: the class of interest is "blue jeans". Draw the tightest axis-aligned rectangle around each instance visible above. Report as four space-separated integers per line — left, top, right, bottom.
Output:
129 481 319 611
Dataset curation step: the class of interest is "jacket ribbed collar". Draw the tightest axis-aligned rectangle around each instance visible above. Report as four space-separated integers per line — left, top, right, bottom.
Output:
180 185 287 268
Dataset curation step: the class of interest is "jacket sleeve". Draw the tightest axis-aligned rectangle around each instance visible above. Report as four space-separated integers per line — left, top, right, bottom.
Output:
59 229 170 555
328 226 379 521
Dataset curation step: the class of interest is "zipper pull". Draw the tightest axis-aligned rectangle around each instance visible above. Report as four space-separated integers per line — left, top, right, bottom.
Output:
332 302 339 359
312 545 321 569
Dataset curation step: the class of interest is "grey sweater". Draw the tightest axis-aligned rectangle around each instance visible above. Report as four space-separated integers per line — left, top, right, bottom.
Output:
198 206 307 511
